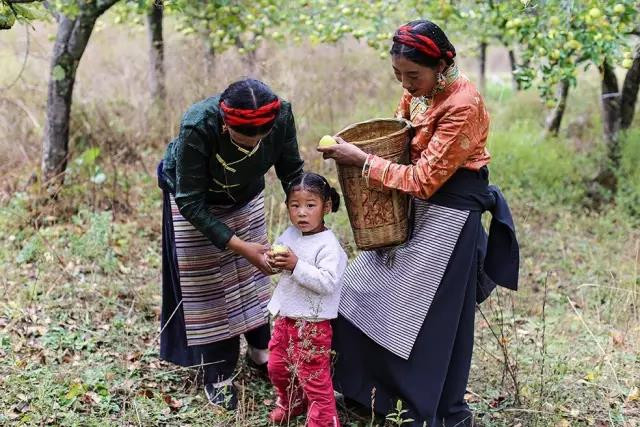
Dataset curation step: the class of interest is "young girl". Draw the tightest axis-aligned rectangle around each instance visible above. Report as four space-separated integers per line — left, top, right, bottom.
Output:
266 172 347 427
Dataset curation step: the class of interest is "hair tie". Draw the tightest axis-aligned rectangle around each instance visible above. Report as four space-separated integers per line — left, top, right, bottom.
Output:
220 98 281 127
394 25 442 59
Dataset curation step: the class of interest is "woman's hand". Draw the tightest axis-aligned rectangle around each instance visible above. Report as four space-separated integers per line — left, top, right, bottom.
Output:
317 136 368 167
270 249 299 272
227 236 274 275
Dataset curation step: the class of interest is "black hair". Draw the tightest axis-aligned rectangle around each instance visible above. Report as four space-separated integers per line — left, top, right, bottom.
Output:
219 78 280 136
285 172 340 213
389 20 456 68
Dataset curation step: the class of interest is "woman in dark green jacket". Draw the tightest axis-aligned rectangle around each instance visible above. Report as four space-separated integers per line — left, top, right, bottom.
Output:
157 78 304 409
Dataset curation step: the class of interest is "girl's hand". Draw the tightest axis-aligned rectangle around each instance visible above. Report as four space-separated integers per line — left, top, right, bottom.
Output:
271 250 299 272
265 251 279 271
227 236 274 275
316 136 368 167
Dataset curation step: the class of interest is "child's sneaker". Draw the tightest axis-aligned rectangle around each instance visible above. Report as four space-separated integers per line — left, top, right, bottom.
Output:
268 400 306 424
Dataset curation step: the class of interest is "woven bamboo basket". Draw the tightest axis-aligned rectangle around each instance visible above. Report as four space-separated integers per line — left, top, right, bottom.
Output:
335 118 412 250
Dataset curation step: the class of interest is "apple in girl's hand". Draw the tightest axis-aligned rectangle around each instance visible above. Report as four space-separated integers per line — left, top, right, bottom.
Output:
271 244 289 255
268 244 289 273
318 135 337 148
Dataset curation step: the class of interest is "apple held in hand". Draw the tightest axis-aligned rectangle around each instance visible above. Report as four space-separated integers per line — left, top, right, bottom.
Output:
271 244 289 255
318 135 337 148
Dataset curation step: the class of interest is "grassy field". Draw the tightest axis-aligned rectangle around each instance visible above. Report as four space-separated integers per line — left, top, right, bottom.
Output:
1 18 639 426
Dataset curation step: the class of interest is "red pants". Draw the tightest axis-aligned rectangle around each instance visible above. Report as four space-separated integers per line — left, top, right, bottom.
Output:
268 317 340 427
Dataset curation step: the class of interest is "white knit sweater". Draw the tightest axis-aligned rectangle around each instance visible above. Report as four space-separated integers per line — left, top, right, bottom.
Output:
267 226 348 320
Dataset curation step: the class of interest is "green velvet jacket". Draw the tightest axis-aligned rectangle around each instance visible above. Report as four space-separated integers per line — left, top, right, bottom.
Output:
162 96 304 249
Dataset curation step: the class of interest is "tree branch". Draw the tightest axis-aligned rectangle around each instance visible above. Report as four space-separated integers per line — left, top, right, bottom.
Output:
96 0 120 16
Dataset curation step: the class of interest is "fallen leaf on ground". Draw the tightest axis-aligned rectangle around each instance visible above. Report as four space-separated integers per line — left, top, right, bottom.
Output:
138 389 154 398
163 394 183 410
489 395 506 408
126 351 141 362
81 392 101 405
611 331 625 347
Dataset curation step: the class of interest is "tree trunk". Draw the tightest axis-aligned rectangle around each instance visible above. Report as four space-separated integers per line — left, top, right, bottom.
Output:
478 41 487 94
41 1 118 187
620 45 640 130
544 79 570 137
601 61 621 167
591 61 622 197
508 49 521 91
146 0 165 105
42 12 98 186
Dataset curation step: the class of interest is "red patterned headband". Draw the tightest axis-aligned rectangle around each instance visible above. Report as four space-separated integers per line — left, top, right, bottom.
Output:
394 25 454 60
220 98 281 127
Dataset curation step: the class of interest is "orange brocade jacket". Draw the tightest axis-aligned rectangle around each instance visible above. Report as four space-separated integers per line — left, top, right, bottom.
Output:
365 69 491 200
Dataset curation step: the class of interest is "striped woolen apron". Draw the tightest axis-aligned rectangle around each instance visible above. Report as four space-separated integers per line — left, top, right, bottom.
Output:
169 192 271 346
339 199 469 360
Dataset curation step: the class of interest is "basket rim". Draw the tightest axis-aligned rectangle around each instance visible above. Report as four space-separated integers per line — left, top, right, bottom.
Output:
336 117 412 146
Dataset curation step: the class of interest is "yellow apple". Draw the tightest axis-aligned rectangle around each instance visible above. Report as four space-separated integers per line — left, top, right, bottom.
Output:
318 135 337 147
589 8 601 19
271 244 289 255
565 39 581 50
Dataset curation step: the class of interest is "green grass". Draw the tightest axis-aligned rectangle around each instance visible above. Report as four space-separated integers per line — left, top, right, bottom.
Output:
616 128 640 218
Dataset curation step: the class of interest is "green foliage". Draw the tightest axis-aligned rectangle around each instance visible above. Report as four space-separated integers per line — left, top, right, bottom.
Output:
0 192 29 231
509 0 639 101
0 1 47 30
412 0 529 45
43 326 97 353
46 0 89 18
615 128 640 218
410 0 639 104
16 234 43 264
486 88 596 206
0 2 16 29
168 0 402 57
69 209 117 271
52 65 67 81
111 0 159 25
68 147 109 187
489 122 591 205
385 399 415 425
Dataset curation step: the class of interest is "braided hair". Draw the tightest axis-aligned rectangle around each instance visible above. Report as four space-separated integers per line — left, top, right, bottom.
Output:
390 20 456 68
285 172 341 213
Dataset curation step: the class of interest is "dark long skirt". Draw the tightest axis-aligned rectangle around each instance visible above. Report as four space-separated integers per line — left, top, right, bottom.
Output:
332 212 480 427
159 186 270 383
